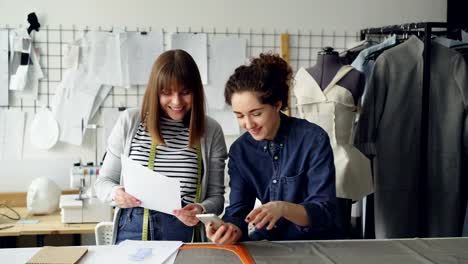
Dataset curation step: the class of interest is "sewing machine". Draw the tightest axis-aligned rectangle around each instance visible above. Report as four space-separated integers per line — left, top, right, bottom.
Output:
59 163 113 223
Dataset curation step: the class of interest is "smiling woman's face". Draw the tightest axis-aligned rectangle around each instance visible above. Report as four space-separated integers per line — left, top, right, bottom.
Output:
159 84 193 121
231 91 281 141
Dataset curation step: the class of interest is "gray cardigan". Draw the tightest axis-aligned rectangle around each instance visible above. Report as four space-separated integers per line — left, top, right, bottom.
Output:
95 108 227 243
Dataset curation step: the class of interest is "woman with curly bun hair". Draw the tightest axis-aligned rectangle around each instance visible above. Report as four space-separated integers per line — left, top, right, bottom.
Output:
205 53 340 245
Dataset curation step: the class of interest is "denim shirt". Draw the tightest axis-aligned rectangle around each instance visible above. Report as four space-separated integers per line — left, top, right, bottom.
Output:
223 114 338 241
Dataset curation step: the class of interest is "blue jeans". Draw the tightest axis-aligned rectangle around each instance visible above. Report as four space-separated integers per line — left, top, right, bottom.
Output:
115 207 193 244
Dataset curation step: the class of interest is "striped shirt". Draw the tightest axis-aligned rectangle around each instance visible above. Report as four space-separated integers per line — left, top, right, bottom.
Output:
129 117 199 205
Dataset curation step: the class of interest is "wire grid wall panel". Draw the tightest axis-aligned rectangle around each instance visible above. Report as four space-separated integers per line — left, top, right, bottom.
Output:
288 29 360 71
0 25 359 115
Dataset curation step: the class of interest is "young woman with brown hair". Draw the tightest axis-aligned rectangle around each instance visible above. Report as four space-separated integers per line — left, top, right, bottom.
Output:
95 49 227 244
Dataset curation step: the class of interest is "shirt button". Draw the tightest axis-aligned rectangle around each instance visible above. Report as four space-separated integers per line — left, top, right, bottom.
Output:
272 179 277 184
264 146 267 150
274 156 278 160
280 143 283 147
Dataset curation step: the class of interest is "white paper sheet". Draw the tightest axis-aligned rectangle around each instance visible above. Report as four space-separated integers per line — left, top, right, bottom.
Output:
87 31 122 86
84 247 121 263
0 30 8 106
87 31 164 88
121 155 182 214
204 36 246 109
171 33 208 84
82 241 181 264
121 31 164 87
8 28 32 91
29 107 59 150
9 65 28 91
0 110 25 160
10 47 43 100
118 240 182 264
208 108 240 136
63 43 80 69
52 68 102 145
162 250 178 264
89 84 112 121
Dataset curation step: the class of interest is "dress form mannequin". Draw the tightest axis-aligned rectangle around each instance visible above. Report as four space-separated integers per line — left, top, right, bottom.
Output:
307 47 365 105
294 47 373 206
299 47 370 238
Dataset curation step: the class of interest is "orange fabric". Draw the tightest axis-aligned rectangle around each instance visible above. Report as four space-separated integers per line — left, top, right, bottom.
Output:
180 244 255 264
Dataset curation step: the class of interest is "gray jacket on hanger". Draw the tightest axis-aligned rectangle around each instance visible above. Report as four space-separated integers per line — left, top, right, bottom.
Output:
354 36 468 238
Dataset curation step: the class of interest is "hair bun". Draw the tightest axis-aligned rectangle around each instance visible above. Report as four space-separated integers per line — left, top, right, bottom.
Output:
251 53 292 86
225 52 292 111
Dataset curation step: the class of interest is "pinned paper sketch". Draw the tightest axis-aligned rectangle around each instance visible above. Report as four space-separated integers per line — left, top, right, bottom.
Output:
171 33 208 84
87 31 122 86
30 107 59 150
63 43 80 69
0 110 25 160
204 36 246 109
90 85 112 120
51 68 107 145
87 31 163 87
120 31 164 86
8 28 43 100
8 27 43 93
52 33 113 146
10 46 43 100
121 155 182 214
0 30 8 106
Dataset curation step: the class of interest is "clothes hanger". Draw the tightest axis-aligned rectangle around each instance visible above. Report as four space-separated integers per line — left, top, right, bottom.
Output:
364 37 402 61
319 46 339 56
339 39 378 56
362 25 413 62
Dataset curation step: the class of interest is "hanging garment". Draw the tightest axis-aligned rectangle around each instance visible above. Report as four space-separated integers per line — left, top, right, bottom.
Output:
354 36 468 238
294 66 373 201
351 35 397 107
433 37 468 48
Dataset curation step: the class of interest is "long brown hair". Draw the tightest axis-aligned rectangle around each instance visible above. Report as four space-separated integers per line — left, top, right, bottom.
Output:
141 49 206 146
224 53 292 111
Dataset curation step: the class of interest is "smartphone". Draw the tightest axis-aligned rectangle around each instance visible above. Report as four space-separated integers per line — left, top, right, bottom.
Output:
196 213 224 230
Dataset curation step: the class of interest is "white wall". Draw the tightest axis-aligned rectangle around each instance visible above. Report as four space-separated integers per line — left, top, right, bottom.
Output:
1 0 446 32
0 0 447 192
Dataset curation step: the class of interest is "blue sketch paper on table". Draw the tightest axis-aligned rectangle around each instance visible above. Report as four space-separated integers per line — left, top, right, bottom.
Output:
120 240 183 264
129 248 152 262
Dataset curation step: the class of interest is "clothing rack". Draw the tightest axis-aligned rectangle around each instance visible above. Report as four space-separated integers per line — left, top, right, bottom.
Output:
360 22 448 237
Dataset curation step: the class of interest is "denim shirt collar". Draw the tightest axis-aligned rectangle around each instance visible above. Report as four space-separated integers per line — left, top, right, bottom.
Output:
246 113 291 153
